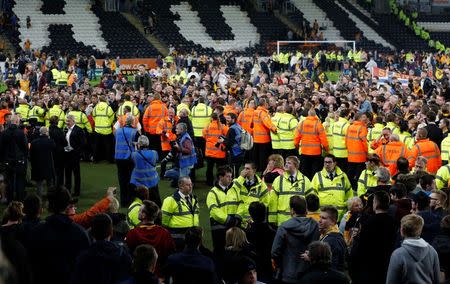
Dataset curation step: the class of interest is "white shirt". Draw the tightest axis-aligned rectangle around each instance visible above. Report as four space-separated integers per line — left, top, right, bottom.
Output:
66 125 74 148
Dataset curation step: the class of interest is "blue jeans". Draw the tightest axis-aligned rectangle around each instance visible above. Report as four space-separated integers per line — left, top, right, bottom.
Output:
164 167 191 186
88 68 96 80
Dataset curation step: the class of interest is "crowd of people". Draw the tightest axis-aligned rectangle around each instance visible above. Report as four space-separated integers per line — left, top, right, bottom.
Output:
1 46 450 284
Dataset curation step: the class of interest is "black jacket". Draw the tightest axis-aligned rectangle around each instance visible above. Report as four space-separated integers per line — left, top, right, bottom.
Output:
30 135 56 181
0 224 33 284
119 271 160 284
133 73 152 93
418 208 447 244
28 214 91 284
0 124 28 162
350 213 396 284
425 123 443 148
298 264 350 284
320 232 347 272
70 240 132 284
65 125 85 158
246 222 276 282
164 247 217 284
49 125 67 159
432 234 450 281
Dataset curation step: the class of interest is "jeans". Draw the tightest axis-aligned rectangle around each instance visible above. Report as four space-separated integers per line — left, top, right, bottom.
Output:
165 167 192 186
88 68 96 80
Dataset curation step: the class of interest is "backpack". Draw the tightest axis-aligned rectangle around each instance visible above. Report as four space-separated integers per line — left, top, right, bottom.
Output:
240 129 253 150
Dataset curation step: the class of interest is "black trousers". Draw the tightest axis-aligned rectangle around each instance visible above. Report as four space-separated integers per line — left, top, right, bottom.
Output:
147 134 162 157
335 157 349 174
149 185 162 208
211 227 227 258
160 150 170 177
5 160 27 202
116 159 134 207
93 132 114 163
275 149 298 159
64 152 81 196
300 154 324 180
206 157 226 186
348 162 366 190
253 142 272 172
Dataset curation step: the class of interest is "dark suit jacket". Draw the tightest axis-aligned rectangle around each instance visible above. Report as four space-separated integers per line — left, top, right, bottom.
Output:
49 125 67 166
30 135 56 181
65 125 85 159
425 123 443 148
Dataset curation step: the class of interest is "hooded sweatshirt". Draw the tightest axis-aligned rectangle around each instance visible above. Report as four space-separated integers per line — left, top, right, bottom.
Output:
386 238 440 284
70 240 132 284
271 216 320 283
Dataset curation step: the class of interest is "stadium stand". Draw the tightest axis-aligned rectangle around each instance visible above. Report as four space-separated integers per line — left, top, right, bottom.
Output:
312 0 393 51
9 0 160 58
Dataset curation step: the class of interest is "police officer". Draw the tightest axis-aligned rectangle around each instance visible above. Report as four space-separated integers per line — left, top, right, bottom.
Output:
92 95 115 162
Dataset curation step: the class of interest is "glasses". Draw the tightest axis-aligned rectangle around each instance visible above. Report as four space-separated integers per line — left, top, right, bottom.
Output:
324 161 334 164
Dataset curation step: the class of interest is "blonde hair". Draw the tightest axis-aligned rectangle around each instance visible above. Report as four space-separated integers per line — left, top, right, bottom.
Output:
108 197 120 213
225 227 248 251
401 214 424 238
268 154 284 169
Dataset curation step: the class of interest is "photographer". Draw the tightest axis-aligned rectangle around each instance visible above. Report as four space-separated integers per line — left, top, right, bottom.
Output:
0 114 28 202
164 122 197 186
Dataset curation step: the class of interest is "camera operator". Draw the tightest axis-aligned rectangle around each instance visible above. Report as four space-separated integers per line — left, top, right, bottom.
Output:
164 122 197 187
218 113 244 177
0 114 28 202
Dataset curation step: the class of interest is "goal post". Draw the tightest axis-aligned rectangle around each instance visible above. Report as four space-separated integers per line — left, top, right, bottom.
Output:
276 40 356 55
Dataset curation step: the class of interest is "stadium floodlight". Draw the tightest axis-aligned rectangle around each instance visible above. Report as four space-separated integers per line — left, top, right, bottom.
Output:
276 40 356 55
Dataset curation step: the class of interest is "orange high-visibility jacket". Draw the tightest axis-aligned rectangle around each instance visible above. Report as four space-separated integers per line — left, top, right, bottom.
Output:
0 109 11 125
224 105 238 117
345 121 368 163
237 107 254 135
156 116 178 151
375 141 409 176
294 116 329 155
252 106 276 143
408 138 442 174
142 100 168 134
203 120 229 159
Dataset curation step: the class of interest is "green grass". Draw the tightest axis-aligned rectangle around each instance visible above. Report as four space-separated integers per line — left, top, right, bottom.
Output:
1 162 213 248
325 71 341 83
77 162 212 247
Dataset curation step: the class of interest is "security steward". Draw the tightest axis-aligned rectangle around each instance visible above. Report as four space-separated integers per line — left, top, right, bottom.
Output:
161 176 199 250
374 134 409 176
92 95 115 163
357 153 380 197
206 166 239 256
269 156 313 226
311 154 353 220
142 93 168 155
408 127 442 174
45 99 65 128
226 162 269 225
